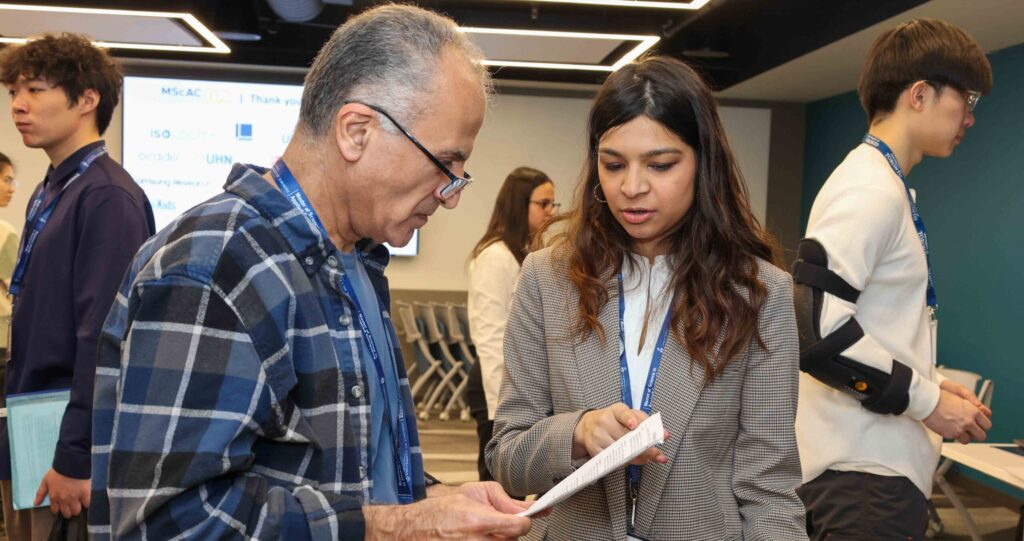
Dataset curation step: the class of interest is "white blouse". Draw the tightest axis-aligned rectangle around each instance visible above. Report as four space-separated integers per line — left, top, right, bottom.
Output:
468 241 522 420
620 254 673 409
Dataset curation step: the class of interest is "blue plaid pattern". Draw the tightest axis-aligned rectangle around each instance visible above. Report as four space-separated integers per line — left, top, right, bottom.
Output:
90 164 425 540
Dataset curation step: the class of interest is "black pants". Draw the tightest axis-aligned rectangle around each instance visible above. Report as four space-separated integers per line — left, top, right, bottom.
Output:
476 419 494 482
798 470 928 541
464 358 494 481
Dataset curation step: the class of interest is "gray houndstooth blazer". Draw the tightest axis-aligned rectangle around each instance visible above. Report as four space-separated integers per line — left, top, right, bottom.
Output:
486 246 807 541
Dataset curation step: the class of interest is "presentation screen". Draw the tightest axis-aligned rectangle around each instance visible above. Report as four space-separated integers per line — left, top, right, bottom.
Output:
121 76 418 256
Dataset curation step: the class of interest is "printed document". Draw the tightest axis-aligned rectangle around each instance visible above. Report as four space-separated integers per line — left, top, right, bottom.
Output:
518 412 665 517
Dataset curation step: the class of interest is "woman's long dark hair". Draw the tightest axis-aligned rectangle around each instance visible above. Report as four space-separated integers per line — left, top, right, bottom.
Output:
473 166 553 264
556 56 781 383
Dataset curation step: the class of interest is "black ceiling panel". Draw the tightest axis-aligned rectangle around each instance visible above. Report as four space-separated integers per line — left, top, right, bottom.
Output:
6 0 930 88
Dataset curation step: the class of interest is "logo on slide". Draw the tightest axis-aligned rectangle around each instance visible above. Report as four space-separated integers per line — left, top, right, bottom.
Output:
235 123 253 141
137 152 177 162
206 154 233 165
159 86 230 104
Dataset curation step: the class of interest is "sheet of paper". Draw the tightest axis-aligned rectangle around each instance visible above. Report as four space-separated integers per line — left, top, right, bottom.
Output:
6 389 70 510
518 412 665 518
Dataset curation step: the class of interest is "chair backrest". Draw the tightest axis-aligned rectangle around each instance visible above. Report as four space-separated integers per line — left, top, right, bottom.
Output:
395 302 423 343
434 302 464 342
414 302 445 344
430 302 459 344
978 379 994 409
936 366 994 408
453 304 473 345
936 367 981 393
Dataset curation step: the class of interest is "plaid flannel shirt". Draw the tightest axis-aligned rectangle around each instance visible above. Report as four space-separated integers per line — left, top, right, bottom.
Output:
90 164 426 540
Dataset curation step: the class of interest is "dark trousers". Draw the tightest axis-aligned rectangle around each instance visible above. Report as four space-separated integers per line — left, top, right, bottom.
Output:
476 419 494 482
798 470 928 541
464 356 494 482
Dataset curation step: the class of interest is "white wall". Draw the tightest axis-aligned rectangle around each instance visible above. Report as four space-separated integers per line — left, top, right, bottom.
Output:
0 91 771 293
720 106 771 226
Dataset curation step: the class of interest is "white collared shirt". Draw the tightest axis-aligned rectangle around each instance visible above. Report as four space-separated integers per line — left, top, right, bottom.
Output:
620 254 673 408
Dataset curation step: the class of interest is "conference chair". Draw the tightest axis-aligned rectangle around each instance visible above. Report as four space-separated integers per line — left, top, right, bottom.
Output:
442 302 478 368
431 302 475 421
394 301 445 409
414 302 469 421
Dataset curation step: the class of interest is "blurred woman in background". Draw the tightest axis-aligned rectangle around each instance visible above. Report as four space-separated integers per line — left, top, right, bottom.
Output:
0 152 19 362
466 166 558 481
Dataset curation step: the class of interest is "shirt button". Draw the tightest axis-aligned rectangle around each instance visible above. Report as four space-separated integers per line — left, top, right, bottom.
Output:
327 256 338 268
351 385 363 399
338 313 352 326
359 466 367 479
304 256 315 266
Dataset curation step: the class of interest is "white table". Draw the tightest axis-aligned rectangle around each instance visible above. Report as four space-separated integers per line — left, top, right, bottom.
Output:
938 443 1024 541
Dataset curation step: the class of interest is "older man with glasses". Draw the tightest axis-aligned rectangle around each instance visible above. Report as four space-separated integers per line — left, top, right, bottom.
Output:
90 5 534 540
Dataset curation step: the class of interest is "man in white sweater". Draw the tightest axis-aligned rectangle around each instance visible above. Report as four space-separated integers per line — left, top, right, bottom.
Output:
795 18 994 541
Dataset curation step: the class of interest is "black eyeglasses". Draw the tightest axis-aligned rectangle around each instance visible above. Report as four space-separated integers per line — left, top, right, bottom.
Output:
352 102 472 200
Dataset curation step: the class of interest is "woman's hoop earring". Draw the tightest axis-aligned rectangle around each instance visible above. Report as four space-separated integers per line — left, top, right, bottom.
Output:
593 183 606 204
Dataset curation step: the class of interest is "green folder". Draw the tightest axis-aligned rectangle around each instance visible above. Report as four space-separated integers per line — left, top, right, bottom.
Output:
6 389 70 510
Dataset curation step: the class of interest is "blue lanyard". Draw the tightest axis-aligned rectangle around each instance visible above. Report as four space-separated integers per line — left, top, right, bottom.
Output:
617 274 672 498
862 134 937 309
270 160 414 504
9 146 107 298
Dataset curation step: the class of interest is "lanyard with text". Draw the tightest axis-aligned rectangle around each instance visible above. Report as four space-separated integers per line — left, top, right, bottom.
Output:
617 275 671 528
9 146 108 298
270 160 415 504
862 134 938 312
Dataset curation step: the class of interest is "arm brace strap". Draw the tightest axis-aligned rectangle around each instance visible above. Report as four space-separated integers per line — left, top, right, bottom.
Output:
793 238 912 415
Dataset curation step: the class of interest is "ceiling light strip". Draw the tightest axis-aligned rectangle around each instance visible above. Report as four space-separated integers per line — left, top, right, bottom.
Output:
527 0 710 10
480 60 614 72
461 27 660 72
0 3 230 54
180 14 231 53
609 36 661 71
463 26 656 42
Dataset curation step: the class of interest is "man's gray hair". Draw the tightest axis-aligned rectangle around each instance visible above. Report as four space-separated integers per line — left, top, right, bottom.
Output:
298 4 491 137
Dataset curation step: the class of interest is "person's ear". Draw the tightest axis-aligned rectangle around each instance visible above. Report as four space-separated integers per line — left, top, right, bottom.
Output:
334 103 376 163
74 88 100 116
907 80 931 113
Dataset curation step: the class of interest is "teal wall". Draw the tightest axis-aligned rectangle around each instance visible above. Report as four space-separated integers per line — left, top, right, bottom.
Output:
802 43 1024 497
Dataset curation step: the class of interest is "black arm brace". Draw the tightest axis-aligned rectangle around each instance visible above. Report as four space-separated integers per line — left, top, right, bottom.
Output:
792 239 912 415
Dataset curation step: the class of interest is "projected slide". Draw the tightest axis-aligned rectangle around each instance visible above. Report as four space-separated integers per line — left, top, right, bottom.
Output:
121 76 418 256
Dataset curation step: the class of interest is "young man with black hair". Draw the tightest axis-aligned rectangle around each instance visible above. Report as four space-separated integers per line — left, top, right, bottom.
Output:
1 34 154 539
794 18 995 540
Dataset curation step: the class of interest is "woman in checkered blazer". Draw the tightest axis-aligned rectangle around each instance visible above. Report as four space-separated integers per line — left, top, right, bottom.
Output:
486 56 807 541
